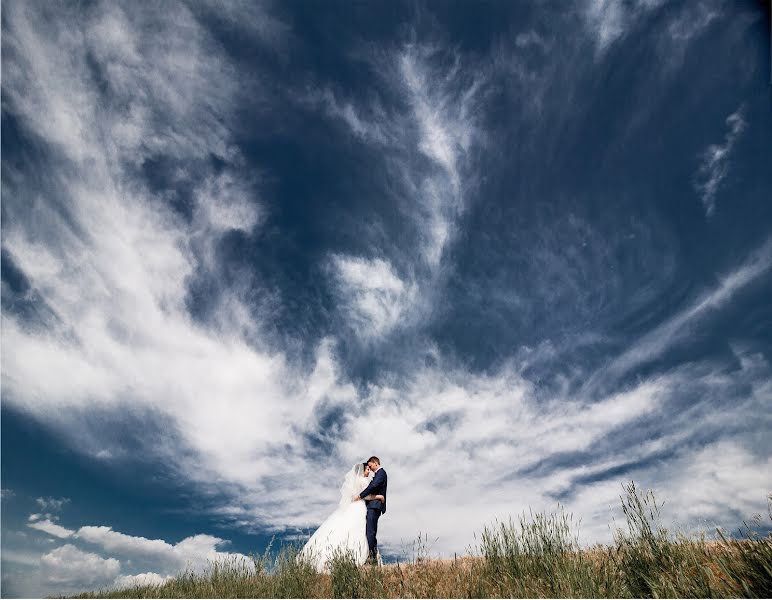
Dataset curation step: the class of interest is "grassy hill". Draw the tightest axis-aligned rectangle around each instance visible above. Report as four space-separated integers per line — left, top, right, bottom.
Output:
61 483 771 598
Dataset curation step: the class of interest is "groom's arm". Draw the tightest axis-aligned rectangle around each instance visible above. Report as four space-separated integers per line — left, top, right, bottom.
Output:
356 469 385 500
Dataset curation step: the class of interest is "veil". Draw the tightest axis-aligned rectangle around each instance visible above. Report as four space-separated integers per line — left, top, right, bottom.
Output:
338 462 367 508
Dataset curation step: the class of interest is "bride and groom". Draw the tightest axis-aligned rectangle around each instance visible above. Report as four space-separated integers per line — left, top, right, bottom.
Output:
299 456 388 572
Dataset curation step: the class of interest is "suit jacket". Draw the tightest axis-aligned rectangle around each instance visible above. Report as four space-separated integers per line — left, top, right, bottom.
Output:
359 467 387 514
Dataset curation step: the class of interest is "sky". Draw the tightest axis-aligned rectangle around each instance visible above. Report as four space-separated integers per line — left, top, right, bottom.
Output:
1 0 771 596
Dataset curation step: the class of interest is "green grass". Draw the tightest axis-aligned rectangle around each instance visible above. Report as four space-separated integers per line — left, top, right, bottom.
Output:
62 482 772 598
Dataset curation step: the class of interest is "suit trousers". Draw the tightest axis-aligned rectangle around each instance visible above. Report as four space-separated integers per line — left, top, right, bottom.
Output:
365 507 381 560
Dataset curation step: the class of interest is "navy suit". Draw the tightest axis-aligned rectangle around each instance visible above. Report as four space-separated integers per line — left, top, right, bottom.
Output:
359 467 387 560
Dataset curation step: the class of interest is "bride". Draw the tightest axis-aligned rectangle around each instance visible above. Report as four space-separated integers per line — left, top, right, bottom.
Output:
298 462 384 572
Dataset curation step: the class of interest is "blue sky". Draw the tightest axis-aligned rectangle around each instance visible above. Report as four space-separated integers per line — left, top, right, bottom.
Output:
2 0 771 596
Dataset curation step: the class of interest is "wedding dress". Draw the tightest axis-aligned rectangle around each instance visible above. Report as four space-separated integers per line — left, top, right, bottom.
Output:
298 463 374 572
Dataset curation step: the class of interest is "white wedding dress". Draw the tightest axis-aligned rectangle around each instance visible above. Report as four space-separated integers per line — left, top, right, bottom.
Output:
298 463 375 573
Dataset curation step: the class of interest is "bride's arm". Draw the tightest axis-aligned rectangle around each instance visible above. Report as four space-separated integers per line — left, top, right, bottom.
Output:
364 494 385 502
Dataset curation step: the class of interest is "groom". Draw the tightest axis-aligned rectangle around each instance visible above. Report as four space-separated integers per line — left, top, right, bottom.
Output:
354 455 387 565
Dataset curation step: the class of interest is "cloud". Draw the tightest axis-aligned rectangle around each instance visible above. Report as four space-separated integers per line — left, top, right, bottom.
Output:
74 526 252 575
315 39 487 346
112 572 174 590
694 105 747 216
1 548 41 568
315 345 769 554
2 2 242 168
1 0 316 499
396 43 483 267
194 171 263 235
515 30 547 50
40 544 121 589
1 488 15 500
28 519 76 539
315 88 395 146
22 513 253 596
192 0 292 54
582 0 665 52
595 236 772 387
35 497 71 512
329 255 417 339
318 38 484 267
666 1 721 44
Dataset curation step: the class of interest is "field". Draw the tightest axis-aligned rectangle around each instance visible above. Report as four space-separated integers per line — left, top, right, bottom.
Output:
63 483 771 599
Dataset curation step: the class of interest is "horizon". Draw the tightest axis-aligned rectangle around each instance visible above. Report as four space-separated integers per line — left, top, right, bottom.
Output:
2 0 772 597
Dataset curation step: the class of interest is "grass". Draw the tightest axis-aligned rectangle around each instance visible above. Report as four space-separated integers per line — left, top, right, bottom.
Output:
62 482 771 598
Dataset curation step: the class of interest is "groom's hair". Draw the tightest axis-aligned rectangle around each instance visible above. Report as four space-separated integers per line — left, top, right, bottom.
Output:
367 456 380 465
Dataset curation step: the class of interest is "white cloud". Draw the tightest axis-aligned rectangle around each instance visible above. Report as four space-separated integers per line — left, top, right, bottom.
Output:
663 439 772 525
596 236 772 385
28 519 76 539
317 41 483 272
74 526 252 575
330 255 417 339
1 0 318 499
3 2 239 168
193 0 292 54
40 544 121 589
35 497 71 512
384 355 770 554
695 105 746 216
397 44 481 267
583 0 665 52
112 572 174 590
1 488 14 500
194 171 262 235
75 526 172 562
317 42 485 344
315 87 394 146
667 2 720 43
20 516 253 596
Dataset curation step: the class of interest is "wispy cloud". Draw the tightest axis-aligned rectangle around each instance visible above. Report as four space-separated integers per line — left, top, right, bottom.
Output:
1 0 307 489
315 88 395 146
329 255 417 340
666 1 721 44
694 105 747 216
319 39 487 345
35 497 71 512
395 42 483 268
192 0 292 53
582 0 665 52
594 236 772 387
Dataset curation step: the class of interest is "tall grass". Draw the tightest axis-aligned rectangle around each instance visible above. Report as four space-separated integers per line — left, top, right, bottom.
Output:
714 498 772 598
478 506 619 597
611 481 719 597
63 483 772 599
